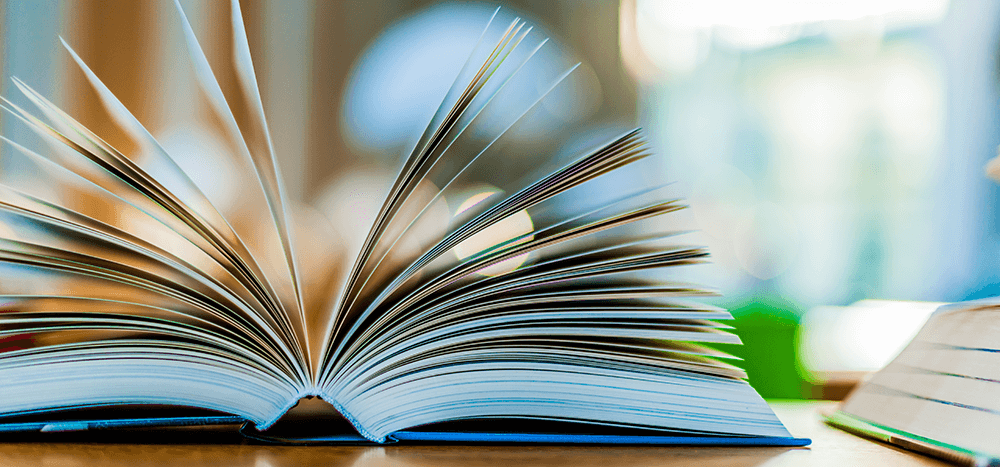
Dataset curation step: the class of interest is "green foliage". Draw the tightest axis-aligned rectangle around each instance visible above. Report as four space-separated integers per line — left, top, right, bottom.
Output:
716 295 807 399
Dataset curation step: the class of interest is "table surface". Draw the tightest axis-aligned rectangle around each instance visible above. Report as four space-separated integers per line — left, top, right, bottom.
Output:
0 401 948 467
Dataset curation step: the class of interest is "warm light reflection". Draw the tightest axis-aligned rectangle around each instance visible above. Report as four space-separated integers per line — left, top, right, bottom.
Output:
316 169 451 280
987 149 1000 182
0 218 17 242
455 191 496 216
314 168 394 258
154 125 239 216
452 190 534 277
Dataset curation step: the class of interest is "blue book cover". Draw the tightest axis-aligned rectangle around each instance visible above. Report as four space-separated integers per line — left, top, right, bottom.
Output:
0 406 809 446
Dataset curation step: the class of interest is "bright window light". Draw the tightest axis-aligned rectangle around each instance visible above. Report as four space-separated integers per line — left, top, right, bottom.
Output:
798 300 944 383
623 0 950 76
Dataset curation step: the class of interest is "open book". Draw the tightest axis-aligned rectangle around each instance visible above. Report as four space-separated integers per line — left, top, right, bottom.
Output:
0 0 805 445
829 299 1000 463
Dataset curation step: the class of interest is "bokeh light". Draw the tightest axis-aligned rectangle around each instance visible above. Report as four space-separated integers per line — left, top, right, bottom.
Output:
451 189 534 277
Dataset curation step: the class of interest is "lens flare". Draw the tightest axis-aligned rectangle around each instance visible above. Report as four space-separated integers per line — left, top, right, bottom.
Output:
452 190 535 277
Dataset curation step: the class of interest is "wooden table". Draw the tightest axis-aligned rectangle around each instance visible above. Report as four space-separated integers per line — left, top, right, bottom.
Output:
0 401 948 466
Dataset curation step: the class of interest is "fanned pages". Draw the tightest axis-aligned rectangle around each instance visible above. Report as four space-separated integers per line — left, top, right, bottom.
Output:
0 1 804 446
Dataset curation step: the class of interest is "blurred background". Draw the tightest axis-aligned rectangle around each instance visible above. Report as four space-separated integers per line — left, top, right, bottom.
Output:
2 0 999 400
